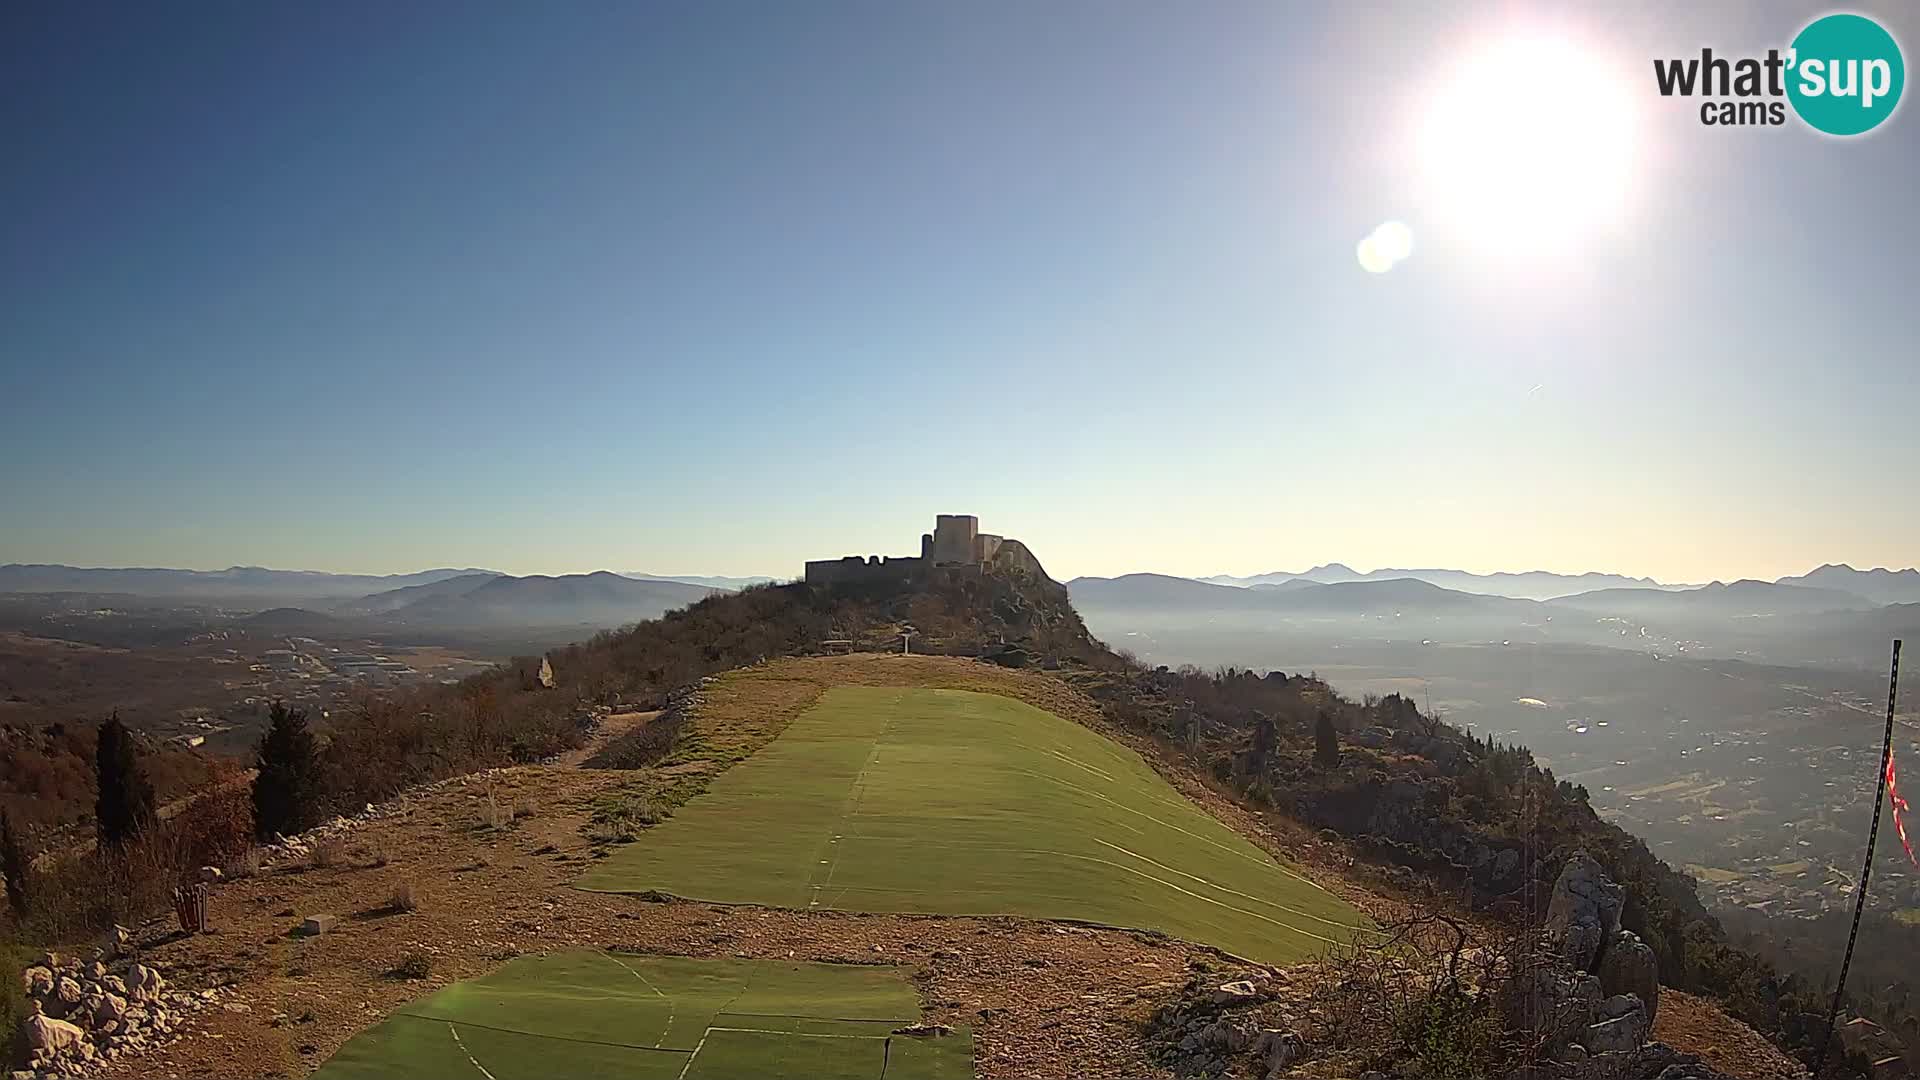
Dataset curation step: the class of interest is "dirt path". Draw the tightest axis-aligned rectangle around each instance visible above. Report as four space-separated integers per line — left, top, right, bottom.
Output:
554 709 659 767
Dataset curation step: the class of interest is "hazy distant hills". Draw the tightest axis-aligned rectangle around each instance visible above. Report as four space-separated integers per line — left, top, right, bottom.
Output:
354 572 719 628
0 564 730 633
1200 563 1680 601
1545 579 1878 618
1077 571 1880 620
333 573 506 615
622 573 779 591
1072 566 1911 670
1774 563 1920 606
0 564 497 601
1067 573 1536 616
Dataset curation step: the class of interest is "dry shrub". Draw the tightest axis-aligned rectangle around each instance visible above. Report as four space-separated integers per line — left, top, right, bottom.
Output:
513 797 537 820
386 881 419 913
309 836 347 869
1298 911 1525 1080
388 950 431 980
366 840 394 868
18 830 184 943
225 846 264 880
171 775 254 871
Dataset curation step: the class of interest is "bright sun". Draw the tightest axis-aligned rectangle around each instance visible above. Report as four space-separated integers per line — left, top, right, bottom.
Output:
1414 31 1642 262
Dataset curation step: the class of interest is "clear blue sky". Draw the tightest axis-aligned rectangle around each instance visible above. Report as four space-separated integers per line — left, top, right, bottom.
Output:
3 2 1916 583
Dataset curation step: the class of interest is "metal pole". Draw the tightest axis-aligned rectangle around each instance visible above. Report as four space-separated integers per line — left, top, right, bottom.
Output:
1813 639 1901 1076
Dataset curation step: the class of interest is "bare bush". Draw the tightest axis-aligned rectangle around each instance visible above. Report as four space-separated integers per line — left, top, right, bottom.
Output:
172 772 254 870
309 836 347 869
1298 910 1527 1080
224 846 264 880
388 950 431 980
386 881 419 913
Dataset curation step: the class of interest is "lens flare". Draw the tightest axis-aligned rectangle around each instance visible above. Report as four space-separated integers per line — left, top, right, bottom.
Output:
1357 220 1415 274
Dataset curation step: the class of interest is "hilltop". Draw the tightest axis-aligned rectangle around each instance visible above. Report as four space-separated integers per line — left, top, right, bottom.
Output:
1 522 1841 1079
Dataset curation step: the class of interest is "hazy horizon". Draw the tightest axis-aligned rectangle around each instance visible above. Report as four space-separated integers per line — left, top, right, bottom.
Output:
5 550 1914 590
5 2 1918 585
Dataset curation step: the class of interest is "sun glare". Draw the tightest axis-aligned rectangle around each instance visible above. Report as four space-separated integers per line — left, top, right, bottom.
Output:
1415 30 1641 262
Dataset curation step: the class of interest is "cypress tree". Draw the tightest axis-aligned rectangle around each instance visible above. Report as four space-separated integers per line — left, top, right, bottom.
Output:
1314 710 1340 769
253 701 321 840
95 713 157 847
1 810 29 919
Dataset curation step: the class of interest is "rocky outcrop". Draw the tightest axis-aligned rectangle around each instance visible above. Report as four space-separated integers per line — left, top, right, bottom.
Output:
1546 850 1624 974
1598 929 1661 1023
1503 851 1707 1080
1147 975 1307 1080
11 952 229 1076
1584 995 1651 1054
1543 851 1660 1025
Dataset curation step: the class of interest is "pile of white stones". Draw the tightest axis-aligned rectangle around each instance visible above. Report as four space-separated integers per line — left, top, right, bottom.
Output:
14 944 226 1077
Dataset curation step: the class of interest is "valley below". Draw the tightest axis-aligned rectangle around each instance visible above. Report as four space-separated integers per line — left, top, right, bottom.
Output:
1081 615 1920 927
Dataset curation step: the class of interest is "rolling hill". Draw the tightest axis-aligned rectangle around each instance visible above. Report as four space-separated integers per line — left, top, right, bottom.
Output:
334 573 505 615
380 571 719 628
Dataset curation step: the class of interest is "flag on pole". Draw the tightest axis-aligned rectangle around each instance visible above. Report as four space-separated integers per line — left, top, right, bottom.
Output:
1890 752 1917 869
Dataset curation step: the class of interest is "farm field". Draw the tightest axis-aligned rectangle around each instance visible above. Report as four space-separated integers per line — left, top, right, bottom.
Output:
578 686 1371 965
312 951 971 1079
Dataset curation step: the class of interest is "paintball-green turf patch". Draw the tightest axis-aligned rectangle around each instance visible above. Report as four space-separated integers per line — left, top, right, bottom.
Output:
578 686 1371 964
312 951 971 1079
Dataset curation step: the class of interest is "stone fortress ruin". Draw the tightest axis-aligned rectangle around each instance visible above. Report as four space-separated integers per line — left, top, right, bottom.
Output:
804 514 1049 586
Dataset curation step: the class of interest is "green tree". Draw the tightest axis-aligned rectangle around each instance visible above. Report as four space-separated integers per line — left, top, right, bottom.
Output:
94 714 156 847
1314 710 1340 769
253 701 322 840
1 810 28 919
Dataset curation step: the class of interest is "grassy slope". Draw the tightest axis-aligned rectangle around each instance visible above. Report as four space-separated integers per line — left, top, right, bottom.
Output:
313 952 970 1079
580 685 1371 965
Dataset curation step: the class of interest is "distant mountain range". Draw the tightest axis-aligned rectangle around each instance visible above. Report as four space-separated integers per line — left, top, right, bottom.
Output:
1070 567 1910 670
1198 561 1920 606
1540 579 1878 618
1774 563 1920 606
1067 573 1536 616
0 564 767 607
1198 563 1682 601
1071 572 1886 621
0 564 498 601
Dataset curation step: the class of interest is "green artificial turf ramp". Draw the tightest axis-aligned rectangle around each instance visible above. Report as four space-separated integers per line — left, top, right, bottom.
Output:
578 686 1372 964
311 951 971 1079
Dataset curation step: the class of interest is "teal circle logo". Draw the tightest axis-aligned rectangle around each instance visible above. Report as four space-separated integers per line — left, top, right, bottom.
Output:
1787 13 1905 136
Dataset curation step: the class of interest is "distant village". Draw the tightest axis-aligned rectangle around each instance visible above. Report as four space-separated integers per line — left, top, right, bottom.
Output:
1596 712 1920 922
163 632 492 752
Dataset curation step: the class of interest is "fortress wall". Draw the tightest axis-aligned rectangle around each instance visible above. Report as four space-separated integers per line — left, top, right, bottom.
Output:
804 555 926 587
931 514 979 565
